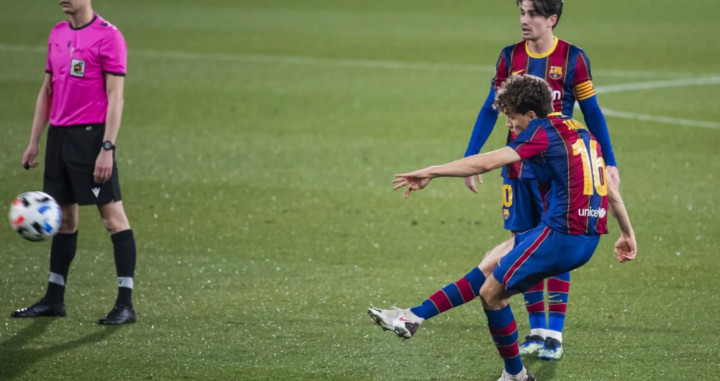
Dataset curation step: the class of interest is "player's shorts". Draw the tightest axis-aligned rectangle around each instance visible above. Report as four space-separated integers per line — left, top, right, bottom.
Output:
492 223 600 294
44 124 122 206
501 177 542 232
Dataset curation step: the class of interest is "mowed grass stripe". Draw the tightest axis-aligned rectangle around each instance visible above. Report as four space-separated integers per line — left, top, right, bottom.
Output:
0 43 712 79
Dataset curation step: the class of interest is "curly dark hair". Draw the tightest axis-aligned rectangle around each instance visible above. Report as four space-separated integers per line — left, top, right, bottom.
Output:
493 75 554 117
517 0 564 28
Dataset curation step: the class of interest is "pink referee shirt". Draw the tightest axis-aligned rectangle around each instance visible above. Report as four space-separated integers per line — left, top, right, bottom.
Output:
45 14 127 127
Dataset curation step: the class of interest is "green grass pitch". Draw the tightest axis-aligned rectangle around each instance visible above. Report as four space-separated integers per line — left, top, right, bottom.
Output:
1 1 719 380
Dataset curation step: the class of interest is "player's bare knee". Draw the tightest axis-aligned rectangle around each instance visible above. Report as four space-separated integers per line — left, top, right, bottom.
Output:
101 217 113 232
478 262 494 278
480 281 509 309
58 207 78 233
59 219 77 233
102 216 130 233
98 202 130 233
479 284 496 305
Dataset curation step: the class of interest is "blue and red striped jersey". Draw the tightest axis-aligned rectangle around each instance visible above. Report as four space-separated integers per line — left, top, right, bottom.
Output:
507 113 608 235
494 37 597 179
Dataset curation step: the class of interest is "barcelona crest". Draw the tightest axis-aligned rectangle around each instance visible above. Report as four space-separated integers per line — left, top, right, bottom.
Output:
549 66 563 80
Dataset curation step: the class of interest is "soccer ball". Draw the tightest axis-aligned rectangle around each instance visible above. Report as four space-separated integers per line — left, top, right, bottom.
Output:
9 191 62 242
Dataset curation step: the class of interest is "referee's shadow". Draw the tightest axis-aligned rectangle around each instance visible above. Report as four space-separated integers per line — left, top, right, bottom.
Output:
0 318 120 379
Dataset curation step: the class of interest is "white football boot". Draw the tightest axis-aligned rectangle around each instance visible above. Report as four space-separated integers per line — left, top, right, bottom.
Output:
367 306 423 339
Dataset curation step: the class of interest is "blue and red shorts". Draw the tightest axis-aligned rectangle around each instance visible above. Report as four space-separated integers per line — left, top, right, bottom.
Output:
501 177 542 232
493 223 600 294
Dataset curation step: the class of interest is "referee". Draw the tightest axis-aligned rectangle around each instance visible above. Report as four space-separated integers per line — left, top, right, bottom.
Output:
12 0 137 325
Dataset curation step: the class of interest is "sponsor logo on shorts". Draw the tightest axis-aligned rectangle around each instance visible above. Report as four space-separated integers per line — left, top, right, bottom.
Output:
91 187 100 198
71 59 85 77
578 207 606 218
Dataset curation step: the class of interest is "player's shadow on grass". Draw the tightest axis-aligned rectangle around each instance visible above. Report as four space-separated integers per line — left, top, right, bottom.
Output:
523 356 558 380
0 318 120 380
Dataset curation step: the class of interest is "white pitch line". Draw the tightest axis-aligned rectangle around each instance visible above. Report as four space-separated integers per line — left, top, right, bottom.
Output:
0 43 44 54
0 43 495 73
573 101 720 129
595 76 720 94
587 76 720 129
600 109 720 129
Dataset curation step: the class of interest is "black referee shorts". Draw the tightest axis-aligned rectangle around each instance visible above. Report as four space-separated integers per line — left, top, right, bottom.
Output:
44 124 122 206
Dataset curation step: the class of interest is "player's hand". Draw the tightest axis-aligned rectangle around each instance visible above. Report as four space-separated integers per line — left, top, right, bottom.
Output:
94 150 114 184
614 233 636 263
463 174 483 193
393 168 433 199
606 166 620 188
21 144 39 170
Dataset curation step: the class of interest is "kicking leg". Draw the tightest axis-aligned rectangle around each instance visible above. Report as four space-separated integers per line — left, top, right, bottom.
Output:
368 238 513 339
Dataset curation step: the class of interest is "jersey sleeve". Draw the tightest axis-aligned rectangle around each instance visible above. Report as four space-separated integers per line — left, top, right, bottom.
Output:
507 121 549 160
572 50 595 101
100 27 127 76
579 96 617 166
491 48 511 90
464 87 499 157
45 27 57 74
573 49 617 166
464 47 510 157
45 41 52 73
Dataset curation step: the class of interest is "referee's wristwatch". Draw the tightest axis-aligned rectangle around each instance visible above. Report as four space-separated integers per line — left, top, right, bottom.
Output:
102 141 116 151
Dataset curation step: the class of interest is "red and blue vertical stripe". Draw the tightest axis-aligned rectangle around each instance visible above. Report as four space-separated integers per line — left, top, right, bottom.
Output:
495 38 595 181
509 115 609 235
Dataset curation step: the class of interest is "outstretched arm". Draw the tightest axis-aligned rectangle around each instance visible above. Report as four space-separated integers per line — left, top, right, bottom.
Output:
606 177 636 262
393 147 521 199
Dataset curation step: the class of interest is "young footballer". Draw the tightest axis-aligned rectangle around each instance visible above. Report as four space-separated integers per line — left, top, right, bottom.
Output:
461 0 619 359
369 75 636 381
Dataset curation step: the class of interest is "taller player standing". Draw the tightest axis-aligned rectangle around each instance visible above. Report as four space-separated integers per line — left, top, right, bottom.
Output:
369 0 617 361
12 0 137 325
462 0 618 359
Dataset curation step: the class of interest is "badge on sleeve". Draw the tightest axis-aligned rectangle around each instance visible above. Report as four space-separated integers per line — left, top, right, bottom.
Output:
71 59 86 77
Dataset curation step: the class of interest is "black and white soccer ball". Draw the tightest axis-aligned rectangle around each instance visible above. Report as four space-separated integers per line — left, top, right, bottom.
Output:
9 191 62 242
